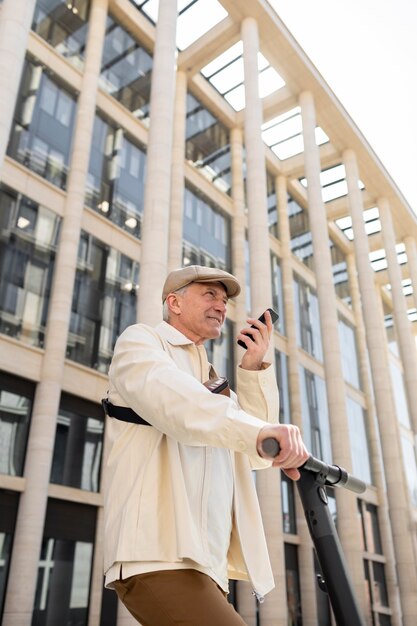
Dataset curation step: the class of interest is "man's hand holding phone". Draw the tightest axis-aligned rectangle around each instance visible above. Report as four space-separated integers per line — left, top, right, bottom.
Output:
238 308 279 371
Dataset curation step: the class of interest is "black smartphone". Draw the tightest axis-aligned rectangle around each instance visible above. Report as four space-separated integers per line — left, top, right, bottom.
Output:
237 308 279 349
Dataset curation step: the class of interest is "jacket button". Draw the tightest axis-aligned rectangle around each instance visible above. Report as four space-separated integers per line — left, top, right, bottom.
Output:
237 440 247 452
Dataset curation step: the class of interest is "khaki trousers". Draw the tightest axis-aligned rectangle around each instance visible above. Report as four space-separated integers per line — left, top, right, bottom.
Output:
113 569 248 625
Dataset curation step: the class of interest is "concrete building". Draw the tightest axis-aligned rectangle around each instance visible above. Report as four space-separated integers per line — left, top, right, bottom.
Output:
0 0 416 625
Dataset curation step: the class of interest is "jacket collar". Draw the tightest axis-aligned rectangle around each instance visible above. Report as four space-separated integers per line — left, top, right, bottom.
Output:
156 321 196 346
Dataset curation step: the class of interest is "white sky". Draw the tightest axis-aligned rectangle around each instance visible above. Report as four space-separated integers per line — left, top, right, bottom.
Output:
268 0 417 214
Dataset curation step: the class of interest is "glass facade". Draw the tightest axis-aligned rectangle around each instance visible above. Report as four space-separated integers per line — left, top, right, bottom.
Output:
281 474 296 534
284 543 302 626
275 350 290 424
359 500 392 624
86 113 146 237
205 319 234 387
267 171 278 238
185 93 231 194
0 372 34 477
293 277 323 361
389 360 410 428
299 367 332 463
182 186 231 271
32 0 90 70
32 499 96 626
99 16 153 120
0 491 19 617
382 301 398 356
50 393 104 492
288 195 313 269
8 57 76 190
400 435 417 507
67 232 139 372
330 240 351 305
346 397 372 484
338 317 361 389
0 185 61 347
271 254 285 335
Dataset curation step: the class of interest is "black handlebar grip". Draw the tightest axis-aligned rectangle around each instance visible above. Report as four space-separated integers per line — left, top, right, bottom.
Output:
261 438 280 458
261 438 367 494
336 468 367 494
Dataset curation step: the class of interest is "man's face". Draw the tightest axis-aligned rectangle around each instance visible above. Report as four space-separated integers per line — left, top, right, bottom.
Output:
169 282 228 345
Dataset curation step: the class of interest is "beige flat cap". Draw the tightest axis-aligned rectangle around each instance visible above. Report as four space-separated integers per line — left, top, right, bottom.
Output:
162 265 241 302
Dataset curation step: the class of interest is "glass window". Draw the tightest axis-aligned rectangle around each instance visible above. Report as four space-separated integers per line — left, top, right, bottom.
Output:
293 277 323 361
99 16 152 121
330 240 351 305
275 350 290 424
67 233 139 372
0 490 19 619
271 254 285 335
99 587 118 626
182 186 231 272
50 393 104 492
389 360 410 428
32 499 96 626
186 93 231 195
284 543 302 626
288 195 313 270
32 1 90 70
299 367 332 463
281 474 296 534
382 300 398 356
359 500 392 623
205 319 234 388
400 435 417 507
338 317 360 388
86 114 146 237
0 372 34 477
267 171 278 238
346 398 372 485
359 501 383 555
8 58 76 190
0 185 61 348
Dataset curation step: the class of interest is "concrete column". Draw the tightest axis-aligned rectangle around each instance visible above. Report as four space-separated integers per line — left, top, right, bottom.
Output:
277 175 318 625
346 253 402 626
2 2 109 624
344 148 417 625
300 91 365 610
168 69 187 271
0 0 37 170
404 235 417 314
230 127 250 351
241 17 285 626
231 128 257 623
137 0 177 323
379 198 417 434
241 17 272 315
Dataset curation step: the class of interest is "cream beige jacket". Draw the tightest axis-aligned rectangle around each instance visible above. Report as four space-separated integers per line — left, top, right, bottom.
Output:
103 321 280 599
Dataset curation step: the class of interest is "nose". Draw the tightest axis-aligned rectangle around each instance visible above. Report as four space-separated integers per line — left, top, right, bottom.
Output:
214 298 227 314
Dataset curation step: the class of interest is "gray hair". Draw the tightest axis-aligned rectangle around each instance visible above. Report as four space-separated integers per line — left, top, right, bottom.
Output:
162 285 189 321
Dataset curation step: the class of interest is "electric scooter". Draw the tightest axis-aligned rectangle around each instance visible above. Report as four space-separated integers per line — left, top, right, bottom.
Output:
262 438 367 626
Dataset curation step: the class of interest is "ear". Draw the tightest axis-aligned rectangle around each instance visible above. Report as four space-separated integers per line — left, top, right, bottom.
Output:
166 293 182 316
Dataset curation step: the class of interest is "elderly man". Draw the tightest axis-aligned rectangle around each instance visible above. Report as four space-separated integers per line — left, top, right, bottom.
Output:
103 265 308 626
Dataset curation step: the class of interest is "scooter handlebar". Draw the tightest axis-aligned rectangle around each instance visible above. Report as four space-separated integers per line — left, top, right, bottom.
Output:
261 437 366 494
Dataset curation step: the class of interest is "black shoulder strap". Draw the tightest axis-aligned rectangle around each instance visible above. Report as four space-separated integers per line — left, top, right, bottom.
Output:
102 376 230 425
101 398 151 426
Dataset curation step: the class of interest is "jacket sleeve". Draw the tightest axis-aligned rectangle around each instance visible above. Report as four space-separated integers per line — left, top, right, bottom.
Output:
108 324 269 458
235 363 280 470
